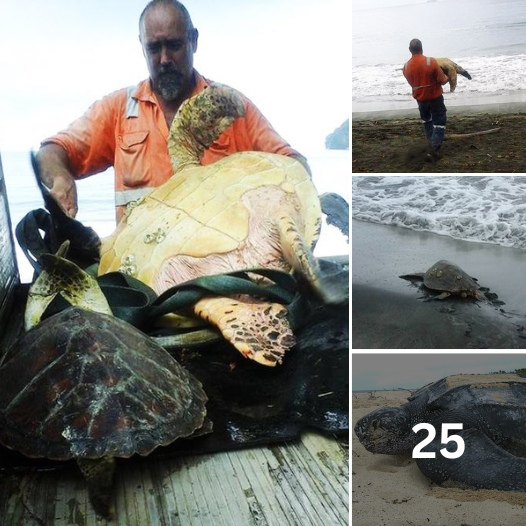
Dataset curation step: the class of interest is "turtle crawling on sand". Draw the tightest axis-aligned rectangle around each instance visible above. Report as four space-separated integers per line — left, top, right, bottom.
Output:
354 374 526 492
99 83 340 366
400 259 479 299
0 244 208 517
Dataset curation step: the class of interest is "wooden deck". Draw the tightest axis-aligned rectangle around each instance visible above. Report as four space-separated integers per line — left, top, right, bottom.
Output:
0 430 348 525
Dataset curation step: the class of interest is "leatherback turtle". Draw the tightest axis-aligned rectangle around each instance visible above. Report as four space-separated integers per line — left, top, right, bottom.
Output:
0 244 208 517
400 260 480 299
355 374 526 491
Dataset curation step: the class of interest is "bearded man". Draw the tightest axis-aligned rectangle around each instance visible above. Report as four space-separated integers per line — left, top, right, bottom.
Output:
36 0 308 222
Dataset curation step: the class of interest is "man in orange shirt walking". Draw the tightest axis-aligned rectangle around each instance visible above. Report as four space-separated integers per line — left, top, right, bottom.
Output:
403 38 449 157
36 0 309 222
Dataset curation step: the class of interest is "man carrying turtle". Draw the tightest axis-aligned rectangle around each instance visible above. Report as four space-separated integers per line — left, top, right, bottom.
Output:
36 0 309 223
403 38 449 158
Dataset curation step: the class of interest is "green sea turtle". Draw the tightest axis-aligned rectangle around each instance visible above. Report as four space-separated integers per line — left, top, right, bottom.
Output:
0 244 208 517
436 58 472 92
354 374 526 491
98 83 337 366
400 259 479 299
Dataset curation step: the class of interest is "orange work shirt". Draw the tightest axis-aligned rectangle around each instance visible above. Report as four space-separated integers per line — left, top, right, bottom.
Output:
42 72 302 220
403 54 448 102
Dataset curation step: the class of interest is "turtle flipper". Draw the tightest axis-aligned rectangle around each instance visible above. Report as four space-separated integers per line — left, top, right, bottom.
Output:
416 428 526 491
276 215 345 304
436 58 458 92
435 292 451 300
77 456 116 518
25 247 112 330
446 68 458 92
193 296 295 366
399 273 425 280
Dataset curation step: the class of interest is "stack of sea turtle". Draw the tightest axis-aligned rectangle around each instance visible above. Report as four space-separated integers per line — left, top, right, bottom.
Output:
1 84 349 517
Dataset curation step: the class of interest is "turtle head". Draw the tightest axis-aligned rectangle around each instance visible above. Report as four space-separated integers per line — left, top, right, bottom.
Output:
354 406 413 455
168 83 246 171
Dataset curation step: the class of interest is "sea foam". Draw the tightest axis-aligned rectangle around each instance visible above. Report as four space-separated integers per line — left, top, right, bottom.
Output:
352 176 526 250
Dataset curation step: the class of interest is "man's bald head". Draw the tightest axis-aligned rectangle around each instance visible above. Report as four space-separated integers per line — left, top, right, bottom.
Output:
409 39 423 54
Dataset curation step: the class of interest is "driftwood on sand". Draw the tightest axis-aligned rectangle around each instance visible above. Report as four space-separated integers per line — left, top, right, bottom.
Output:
445 128 501 139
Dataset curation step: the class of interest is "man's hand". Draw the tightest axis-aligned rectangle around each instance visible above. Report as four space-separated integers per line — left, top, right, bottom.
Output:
48 173 78 217
36 144 79 217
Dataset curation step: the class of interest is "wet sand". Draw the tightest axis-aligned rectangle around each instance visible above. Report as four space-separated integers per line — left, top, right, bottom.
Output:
352 106 526 173
352 390 526 526
352 220 526 349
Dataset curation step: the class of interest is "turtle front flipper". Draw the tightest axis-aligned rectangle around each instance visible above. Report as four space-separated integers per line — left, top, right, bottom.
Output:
76 456 116 518
193 296 295 366
416 428 526 491
25 242 112 330
276 215 345 305
435 292 451 300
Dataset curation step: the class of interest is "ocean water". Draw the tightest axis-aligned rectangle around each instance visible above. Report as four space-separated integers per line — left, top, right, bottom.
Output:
352 0 526 112
352 175 526 249
1 150 349 282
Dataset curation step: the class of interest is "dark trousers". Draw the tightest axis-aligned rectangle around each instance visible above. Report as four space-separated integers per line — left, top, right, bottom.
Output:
417 95 447 151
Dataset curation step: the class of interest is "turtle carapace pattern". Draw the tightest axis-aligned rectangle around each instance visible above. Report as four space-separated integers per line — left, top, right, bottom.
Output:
400 259 479 300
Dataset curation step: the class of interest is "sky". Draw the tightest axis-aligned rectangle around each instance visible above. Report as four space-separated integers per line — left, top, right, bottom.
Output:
0 0 349 154
353 0 428 9
353 353 526 391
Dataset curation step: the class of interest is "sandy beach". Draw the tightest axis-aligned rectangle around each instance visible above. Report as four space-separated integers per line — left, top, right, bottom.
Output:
352 389 526 526
352 105 526 173
352 220 526 349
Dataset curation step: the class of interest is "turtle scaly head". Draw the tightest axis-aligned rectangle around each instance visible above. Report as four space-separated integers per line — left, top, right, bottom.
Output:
354 406 413 455
168 83 246 172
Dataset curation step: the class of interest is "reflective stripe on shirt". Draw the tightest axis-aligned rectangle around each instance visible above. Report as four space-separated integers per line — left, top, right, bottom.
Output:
126 86 139 118
115 187 154 206
412 83 436 91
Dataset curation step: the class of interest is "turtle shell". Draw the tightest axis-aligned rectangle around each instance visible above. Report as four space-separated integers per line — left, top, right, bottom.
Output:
408 373 526 406
98 84 321 295
0 307 207 461
99 151 321 293
422 260 479 294
405 373 526 441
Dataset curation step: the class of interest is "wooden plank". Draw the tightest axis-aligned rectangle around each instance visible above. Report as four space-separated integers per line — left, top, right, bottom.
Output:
0 432 348 525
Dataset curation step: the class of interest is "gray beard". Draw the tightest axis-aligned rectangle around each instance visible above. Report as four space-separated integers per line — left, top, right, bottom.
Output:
156 71 185 101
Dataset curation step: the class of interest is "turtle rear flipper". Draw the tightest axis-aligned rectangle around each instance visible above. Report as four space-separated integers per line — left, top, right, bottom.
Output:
416 428 526 491
193 296 295 366
77 456 116 518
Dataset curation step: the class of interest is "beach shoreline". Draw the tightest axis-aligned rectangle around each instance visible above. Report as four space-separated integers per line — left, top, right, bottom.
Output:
352 220 526 349
352 109 526 173
352 100 526 122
